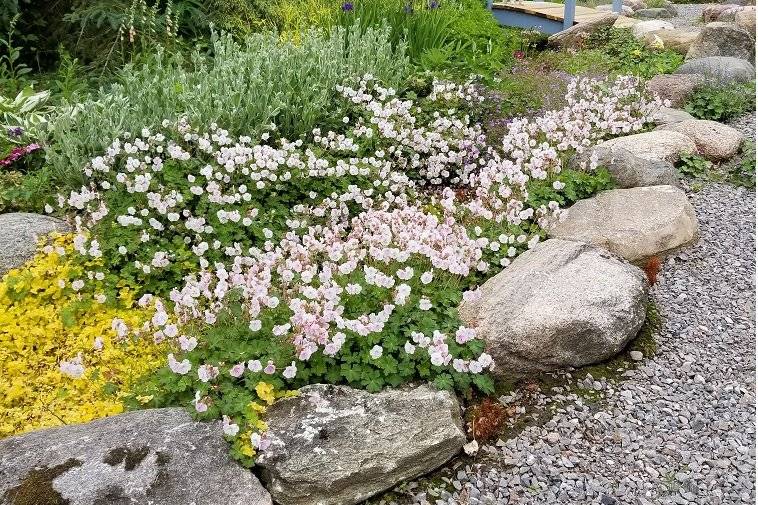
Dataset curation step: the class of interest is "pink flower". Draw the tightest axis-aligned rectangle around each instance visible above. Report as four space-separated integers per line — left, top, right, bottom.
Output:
229 363 245 378
263 361 276 374
283 362 297 379
193 391 208 413
168 353 191 375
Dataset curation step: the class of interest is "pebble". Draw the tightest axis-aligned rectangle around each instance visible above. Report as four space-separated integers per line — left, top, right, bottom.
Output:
630 351 644 361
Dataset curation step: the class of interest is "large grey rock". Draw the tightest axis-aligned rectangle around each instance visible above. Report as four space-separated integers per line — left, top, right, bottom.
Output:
735 7 756 32
658 119 745 161
652 107 695 125
703 4 739 21
0 408 272 505
0 212 70 275
547 13 618 49
458 239 648 376
624 0 647 11
675 56 756 82
549 185 699 264
596 4 635 15
632 19 675 38
590 145 680 188
686 22 756 61
645 73 704 107
715 4 747 20
257 384 465 505
636 7 675 18
643 28 700 54
585 130 696 164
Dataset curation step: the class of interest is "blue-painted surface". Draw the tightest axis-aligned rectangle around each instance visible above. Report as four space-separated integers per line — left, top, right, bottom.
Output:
489 7 566 34
488 1 621 34
563 0 576 29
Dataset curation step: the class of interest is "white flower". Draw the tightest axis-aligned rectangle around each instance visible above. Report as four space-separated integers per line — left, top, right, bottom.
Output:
283 362 297 379
60 353 85 378
178 335 197 351
369 345 383 359
222 416 239 437
168 353 191 375
198 364 218 382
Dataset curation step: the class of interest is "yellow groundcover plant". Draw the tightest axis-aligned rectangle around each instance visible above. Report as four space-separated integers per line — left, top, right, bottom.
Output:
0 233 167 437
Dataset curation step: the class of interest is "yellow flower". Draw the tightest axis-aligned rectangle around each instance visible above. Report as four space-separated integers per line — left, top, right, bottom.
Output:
255 381 276 405
249 401 267 413
0 234 166 438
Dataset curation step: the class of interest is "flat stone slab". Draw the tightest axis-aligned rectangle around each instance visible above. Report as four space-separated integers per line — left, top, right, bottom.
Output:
257 384 465 505
0 212 70 275
658 119 745 161
459 239 648 376
548 185 699 264
0 408 272 505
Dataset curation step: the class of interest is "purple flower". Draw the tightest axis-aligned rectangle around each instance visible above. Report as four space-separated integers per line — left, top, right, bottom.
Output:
341 2 354 11
7 126 23 137
428 0 440 8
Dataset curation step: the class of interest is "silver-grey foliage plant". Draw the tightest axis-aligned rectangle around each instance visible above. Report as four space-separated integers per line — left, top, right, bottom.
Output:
46 23 410 185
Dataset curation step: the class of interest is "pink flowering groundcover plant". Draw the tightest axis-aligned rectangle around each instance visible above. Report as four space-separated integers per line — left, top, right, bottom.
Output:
52 74 661 464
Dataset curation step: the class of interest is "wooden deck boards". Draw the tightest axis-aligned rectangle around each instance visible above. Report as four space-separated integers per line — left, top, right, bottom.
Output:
492 1 603 23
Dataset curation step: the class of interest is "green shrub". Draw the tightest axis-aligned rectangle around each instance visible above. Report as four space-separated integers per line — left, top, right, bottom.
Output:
420 0 513 75
527 168 615 207
727 141 755 188
676 153 712 178
685 82 756 122
45 23 410 188
584 27 683 78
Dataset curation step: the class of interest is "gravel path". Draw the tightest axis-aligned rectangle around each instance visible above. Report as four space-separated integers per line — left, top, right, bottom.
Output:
728 112 757 140
668 3 711 29
382 183 756 505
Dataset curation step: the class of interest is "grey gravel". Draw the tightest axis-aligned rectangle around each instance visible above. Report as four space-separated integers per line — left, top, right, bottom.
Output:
380 183 755 505
669 3 709 29
727 112 756 140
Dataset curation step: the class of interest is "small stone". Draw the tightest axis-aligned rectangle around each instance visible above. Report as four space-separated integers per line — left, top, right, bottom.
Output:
630 351 644 361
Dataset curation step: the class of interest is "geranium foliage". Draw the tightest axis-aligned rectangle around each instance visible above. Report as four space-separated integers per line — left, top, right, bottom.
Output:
51 74 660 464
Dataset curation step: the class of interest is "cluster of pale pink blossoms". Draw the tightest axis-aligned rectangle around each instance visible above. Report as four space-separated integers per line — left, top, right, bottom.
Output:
55 75 661 439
